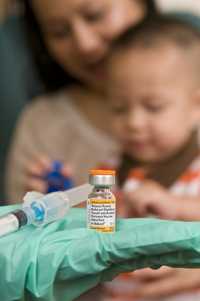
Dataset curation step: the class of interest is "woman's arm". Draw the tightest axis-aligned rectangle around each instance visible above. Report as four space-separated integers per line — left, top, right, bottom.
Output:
5 98 56 203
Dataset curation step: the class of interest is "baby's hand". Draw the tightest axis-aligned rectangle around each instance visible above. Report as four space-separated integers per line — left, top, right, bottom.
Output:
131 267 200 299
125 180 180 219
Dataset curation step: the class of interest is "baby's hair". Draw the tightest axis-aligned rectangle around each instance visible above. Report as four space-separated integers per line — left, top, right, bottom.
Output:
113 15 200 80
114 15 200 51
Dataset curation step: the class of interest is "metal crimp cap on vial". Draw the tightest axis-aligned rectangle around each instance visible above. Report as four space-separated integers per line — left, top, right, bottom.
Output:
89 170 116 186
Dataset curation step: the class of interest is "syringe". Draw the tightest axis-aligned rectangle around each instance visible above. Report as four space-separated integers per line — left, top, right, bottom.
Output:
0 183 92 238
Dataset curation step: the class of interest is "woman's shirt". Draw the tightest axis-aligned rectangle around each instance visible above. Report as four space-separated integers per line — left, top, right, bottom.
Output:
5 89 118 202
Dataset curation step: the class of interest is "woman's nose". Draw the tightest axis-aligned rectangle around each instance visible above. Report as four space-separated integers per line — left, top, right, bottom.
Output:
72 21 106 62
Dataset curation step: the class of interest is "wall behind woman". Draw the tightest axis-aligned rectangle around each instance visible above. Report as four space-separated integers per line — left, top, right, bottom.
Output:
157 0 200 15
0 0 10 22
0 0 42 202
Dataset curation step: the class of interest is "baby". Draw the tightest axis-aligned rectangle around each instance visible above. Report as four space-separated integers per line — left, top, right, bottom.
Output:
107 16 200 221
104 16 200 301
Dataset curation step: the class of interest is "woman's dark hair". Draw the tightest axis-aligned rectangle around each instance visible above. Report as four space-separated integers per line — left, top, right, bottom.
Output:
21 0 158 92
145 0 158 17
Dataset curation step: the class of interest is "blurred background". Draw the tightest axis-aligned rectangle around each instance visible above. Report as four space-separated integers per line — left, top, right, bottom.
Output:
1 2 200 301
1 0 200 202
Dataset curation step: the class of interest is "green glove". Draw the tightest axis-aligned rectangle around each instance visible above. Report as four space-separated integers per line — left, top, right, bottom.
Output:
1 205 200 301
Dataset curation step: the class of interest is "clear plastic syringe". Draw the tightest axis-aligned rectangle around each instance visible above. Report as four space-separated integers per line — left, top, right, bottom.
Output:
0 183 92 238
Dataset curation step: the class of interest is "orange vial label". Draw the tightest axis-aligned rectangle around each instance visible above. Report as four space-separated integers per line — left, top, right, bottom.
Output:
87 197 116 233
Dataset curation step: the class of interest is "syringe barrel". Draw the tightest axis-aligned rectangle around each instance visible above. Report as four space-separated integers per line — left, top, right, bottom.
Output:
0 209 28 238
0 213 19 237
22 183 92 227
23 192 70 226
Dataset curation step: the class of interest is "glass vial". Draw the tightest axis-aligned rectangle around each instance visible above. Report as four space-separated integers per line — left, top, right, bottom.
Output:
87 170 116 233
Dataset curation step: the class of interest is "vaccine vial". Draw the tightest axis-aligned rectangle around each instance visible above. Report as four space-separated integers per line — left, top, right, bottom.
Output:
87 170 116 233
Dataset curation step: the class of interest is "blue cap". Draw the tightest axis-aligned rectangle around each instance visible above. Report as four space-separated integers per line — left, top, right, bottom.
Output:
44 160 74 193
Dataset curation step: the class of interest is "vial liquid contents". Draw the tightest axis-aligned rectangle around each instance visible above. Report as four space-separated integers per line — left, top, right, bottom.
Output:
87 170 116 233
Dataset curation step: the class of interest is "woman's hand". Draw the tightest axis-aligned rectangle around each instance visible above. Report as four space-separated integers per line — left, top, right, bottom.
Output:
22 154 71 194
132 267 200 299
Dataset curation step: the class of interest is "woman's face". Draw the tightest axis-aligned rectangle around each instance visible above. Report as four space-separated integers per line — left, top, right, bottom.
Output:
32 0 146 89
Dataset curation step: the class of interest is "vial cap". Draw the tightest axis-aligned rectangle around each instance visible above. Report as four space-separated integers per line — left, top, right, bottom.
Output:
89 170 116 176
89 169 115 186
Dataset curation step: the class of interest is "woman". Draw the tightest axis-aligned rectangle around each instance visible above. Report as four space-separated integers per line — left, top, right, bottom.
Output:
6 0 157 201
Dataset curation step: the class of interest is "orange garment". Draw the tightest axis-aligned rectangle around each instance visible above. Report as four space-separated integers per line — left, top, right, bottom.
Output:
103 155 200 301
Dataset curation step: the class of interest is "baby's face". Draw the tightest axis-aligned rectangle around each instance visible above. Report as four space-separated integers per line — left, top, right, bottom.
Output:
108 45 200 163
